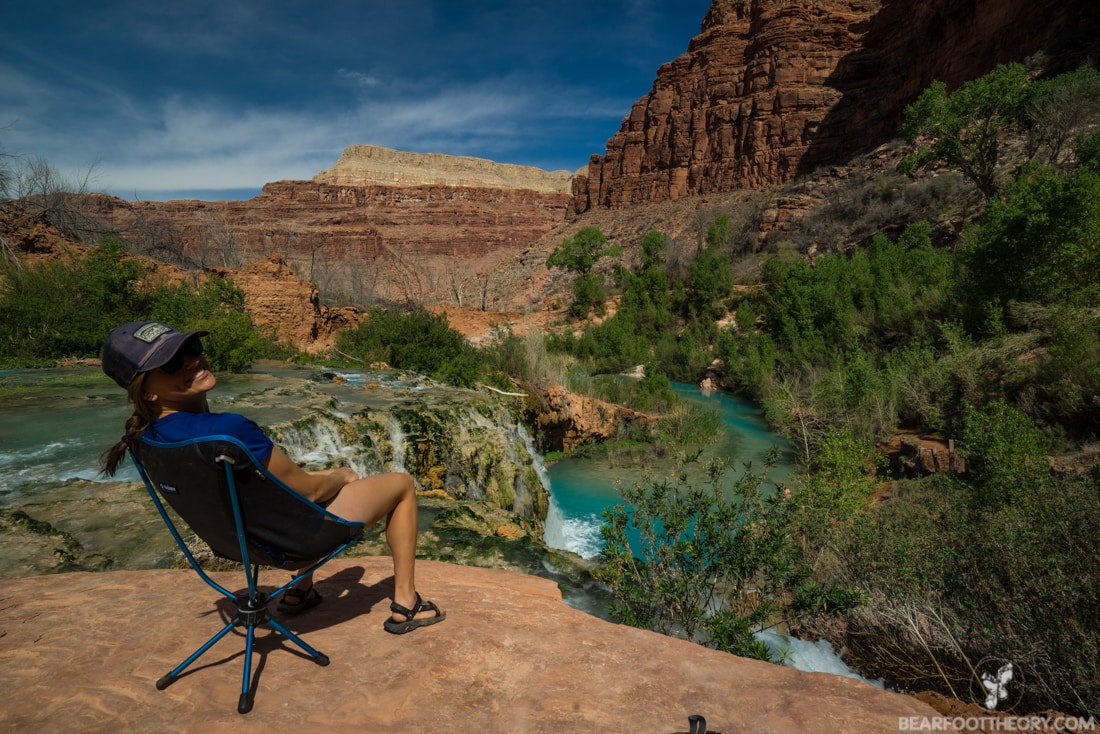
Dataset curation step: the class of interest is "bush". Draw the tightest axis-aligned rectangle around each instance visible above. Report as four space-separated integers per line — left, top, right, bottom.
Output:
0 238 151 363
836 404 1100 716
595 451 792 660
335 307 485 387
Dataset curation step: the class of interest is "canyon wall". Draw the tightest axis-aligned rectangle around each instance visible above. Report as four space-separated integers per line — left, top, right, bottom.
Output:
577 0 1100 210
73 0 1099 314
86 150 575 311
314 144 575 193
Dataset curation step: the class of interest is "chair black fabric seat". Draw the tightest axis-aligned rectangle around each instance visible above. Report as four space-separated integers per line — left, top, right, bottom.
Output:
130 434 366 713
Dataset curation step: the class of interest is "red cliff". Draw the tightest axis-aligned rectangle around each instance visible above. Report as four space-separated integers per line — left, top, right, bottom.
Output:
577 0 1099 210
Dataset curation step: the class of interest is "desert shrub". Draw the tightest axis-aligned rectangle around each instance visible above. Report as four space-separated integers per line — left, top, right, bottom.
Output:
836 403 1100 716
959 400 1051 508
595 452 792 661
1032 307 1100 435
335 307 485 387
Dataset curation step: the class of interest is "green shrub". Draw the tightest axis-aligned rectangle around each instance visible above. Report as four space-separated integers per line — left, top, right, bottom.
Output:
595 451 792 660
335 307 485 387
0 238 151 363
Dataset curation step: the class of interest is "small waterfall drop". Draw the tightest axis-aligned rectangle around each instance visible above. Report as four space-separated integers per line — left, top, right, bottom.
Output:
386 416 407 472
275 414 375 478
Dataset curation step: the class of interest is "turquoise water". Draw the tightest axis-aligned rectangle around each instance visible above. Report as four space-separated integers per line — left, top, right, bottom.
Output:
0 370 795 558
544 382 795 558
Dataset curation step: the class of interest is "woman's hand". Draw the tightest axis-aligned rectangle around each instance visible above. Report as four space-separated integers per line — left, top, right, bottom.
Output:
265 449 357 503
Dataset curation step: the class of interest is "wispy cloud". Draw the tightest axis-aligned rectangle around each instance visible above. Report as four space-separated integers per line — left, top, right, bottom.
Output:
2 0 709 198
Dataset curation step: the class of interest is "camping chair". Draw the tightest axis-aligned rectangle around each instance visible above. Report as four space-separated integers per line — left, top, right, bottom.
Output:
129 434 366 714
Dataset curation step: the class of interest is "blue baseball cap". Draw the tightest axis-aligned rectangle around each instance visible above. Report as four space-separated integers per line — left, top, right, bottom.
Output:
101 321 209 388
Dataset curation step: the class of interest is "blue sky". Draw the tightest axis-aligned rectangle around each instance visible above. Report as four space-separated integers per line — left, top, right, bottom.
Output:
1 0 711 201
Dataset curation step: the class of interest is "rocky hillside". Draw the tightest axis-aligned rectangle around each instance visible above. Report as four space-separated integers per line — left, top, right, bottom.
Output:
579 0 1099 210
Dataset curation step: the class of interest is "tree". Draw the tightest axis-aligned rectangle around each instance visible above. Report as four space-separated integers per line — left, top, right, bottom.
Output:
1023 67 1100 165
546 226 619 274
962 161 1100 310
639 230 669 271
898 64 1031 200
546 227 621 318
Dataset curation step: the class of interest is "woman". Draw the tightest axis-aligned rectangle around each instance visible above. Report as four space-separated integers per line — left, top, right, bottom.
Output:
99 320 444 633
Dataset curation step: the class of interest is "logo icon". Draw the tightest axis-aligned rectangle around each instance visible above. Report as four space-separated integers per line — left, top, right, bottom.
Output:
972 656 1024 711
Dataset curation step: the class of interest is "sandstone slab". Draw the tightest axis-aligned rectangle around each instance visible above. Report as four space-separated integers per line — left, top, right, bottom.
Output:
0 558 943 733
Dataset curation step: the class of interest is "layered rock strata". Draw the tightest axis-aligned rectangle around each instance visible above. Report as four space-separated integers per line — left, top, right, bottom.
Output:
577 0 1100 210
315 144 575 193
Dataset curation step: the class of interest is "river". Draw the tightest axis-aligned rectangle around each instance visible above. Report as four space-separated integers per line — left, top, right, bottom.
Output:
545 382 798 558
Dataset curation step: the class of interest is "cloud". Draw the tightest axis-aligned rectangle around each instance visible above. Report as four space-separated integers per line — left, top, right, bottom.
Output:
2 0 710 198
91 73 621 195
337 69 384 89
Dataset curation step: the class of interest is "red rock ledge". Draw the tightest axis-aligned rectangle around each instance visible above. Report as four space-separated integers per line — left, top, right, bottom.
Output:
0 558 943 732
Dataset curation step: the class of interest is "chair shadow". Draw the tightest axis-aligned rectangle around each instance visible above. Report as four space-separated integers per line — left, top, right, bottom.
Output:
163 565 396 707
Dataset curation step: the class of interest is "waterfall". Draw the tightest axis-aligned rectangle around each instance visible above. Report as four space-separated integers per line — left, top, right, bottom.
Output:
386 416 406 472
274 414 378 478
754 631 886 687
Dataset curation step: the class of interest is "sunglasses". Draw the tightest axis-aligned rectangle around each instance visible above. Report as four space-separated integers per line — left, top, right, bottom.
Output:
159 339 205 374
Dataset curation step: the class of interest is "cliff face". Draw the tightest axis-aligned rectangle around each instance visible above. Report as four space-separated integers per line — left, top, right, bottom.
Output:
315 144 574 193
87 154 574 310
577 0 1100 210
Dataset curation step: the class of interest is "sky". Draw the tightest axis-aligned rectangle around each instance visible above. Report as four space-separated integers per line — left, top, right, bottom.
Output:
1 0 712 201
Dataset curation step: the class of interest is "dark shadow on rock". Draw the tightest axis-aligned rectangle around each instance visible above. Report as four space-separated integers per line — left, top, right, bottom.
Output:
152 563 381 698
797 0 1100 179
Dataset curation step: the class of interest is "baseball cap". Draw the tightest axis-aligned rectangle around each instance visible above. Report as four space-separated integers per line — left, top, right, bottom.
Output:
101 321 210 388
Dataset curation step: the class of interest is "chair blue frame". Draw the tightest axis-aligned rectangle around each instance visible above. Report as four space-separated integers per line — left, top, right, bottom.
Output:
130 434 366 714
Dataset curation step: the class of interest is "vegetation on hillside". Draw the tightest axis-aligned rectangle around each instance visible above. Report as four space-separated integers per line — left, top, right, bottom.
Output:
550 65 1100 716
0 239 278 370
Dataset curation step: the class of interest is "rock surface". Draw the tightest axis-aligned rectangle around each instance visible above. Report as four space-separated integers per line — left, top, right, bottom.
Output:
529 383 659 454
315 144 575 194
580 0 1100 210
208 254 361 352
0 558 946 732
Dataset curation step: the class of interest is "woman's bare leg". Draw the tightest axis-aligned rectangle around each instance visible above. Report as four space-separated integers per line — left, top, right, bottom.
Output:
323 472 440 623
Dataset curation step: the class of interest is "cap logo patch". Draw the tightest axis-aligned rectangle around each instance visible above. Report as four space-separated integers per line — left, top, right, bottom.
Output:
133 323 172 343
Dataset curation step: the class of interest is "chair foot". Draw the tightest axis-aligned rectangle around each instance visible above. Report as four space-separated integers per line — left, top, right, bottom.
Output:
315 653 330 667
238 693 253 714
156 674 177 690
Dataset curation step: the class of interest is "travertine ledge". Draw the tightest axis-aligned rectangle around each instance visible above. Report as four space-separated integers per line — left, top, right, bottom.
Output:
0 558 945 732
314 144 576 193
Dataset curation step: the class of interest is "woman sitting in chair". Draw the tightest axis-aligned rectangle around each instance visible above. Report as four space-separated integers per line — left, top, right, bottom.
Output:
99 320 445 634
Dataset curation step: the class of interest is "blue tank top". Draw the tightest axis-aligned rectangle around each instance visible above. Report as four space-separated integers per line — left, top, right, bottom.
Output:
146 411 275 463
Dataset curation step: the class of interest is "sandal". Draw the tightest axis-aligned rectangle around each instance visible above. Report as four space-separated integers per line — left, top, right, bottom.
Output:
383 592 446 634
278 585 323 615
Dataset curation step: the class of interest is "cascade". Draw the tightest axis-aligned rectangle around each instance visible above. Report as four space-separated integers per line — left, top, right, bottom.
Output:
386 416 407 472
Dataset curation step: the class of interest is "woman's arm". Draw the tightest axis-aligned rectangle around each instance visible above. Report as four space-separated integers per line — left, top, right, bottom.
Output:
264 447 358 503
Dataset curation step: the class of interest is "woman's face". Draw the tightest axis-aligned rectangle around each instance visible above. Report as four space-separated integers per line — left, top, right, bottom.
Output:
140 339 217 412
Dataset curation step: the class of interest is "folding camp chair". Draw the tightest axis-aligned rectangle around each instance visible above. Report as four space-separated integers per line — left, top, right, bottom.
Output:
130 434 366 714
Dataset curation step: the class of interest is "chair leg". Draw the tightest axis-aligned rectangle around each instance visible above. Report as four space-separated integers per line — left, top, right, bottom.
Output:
267 616 331 667
155 591 331 714
238 624 257 714
156 620 237 690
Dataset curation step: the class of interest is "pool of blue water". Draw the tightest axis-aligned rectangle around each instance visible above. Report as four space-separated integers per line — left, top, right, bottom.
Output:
544 382 795 558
